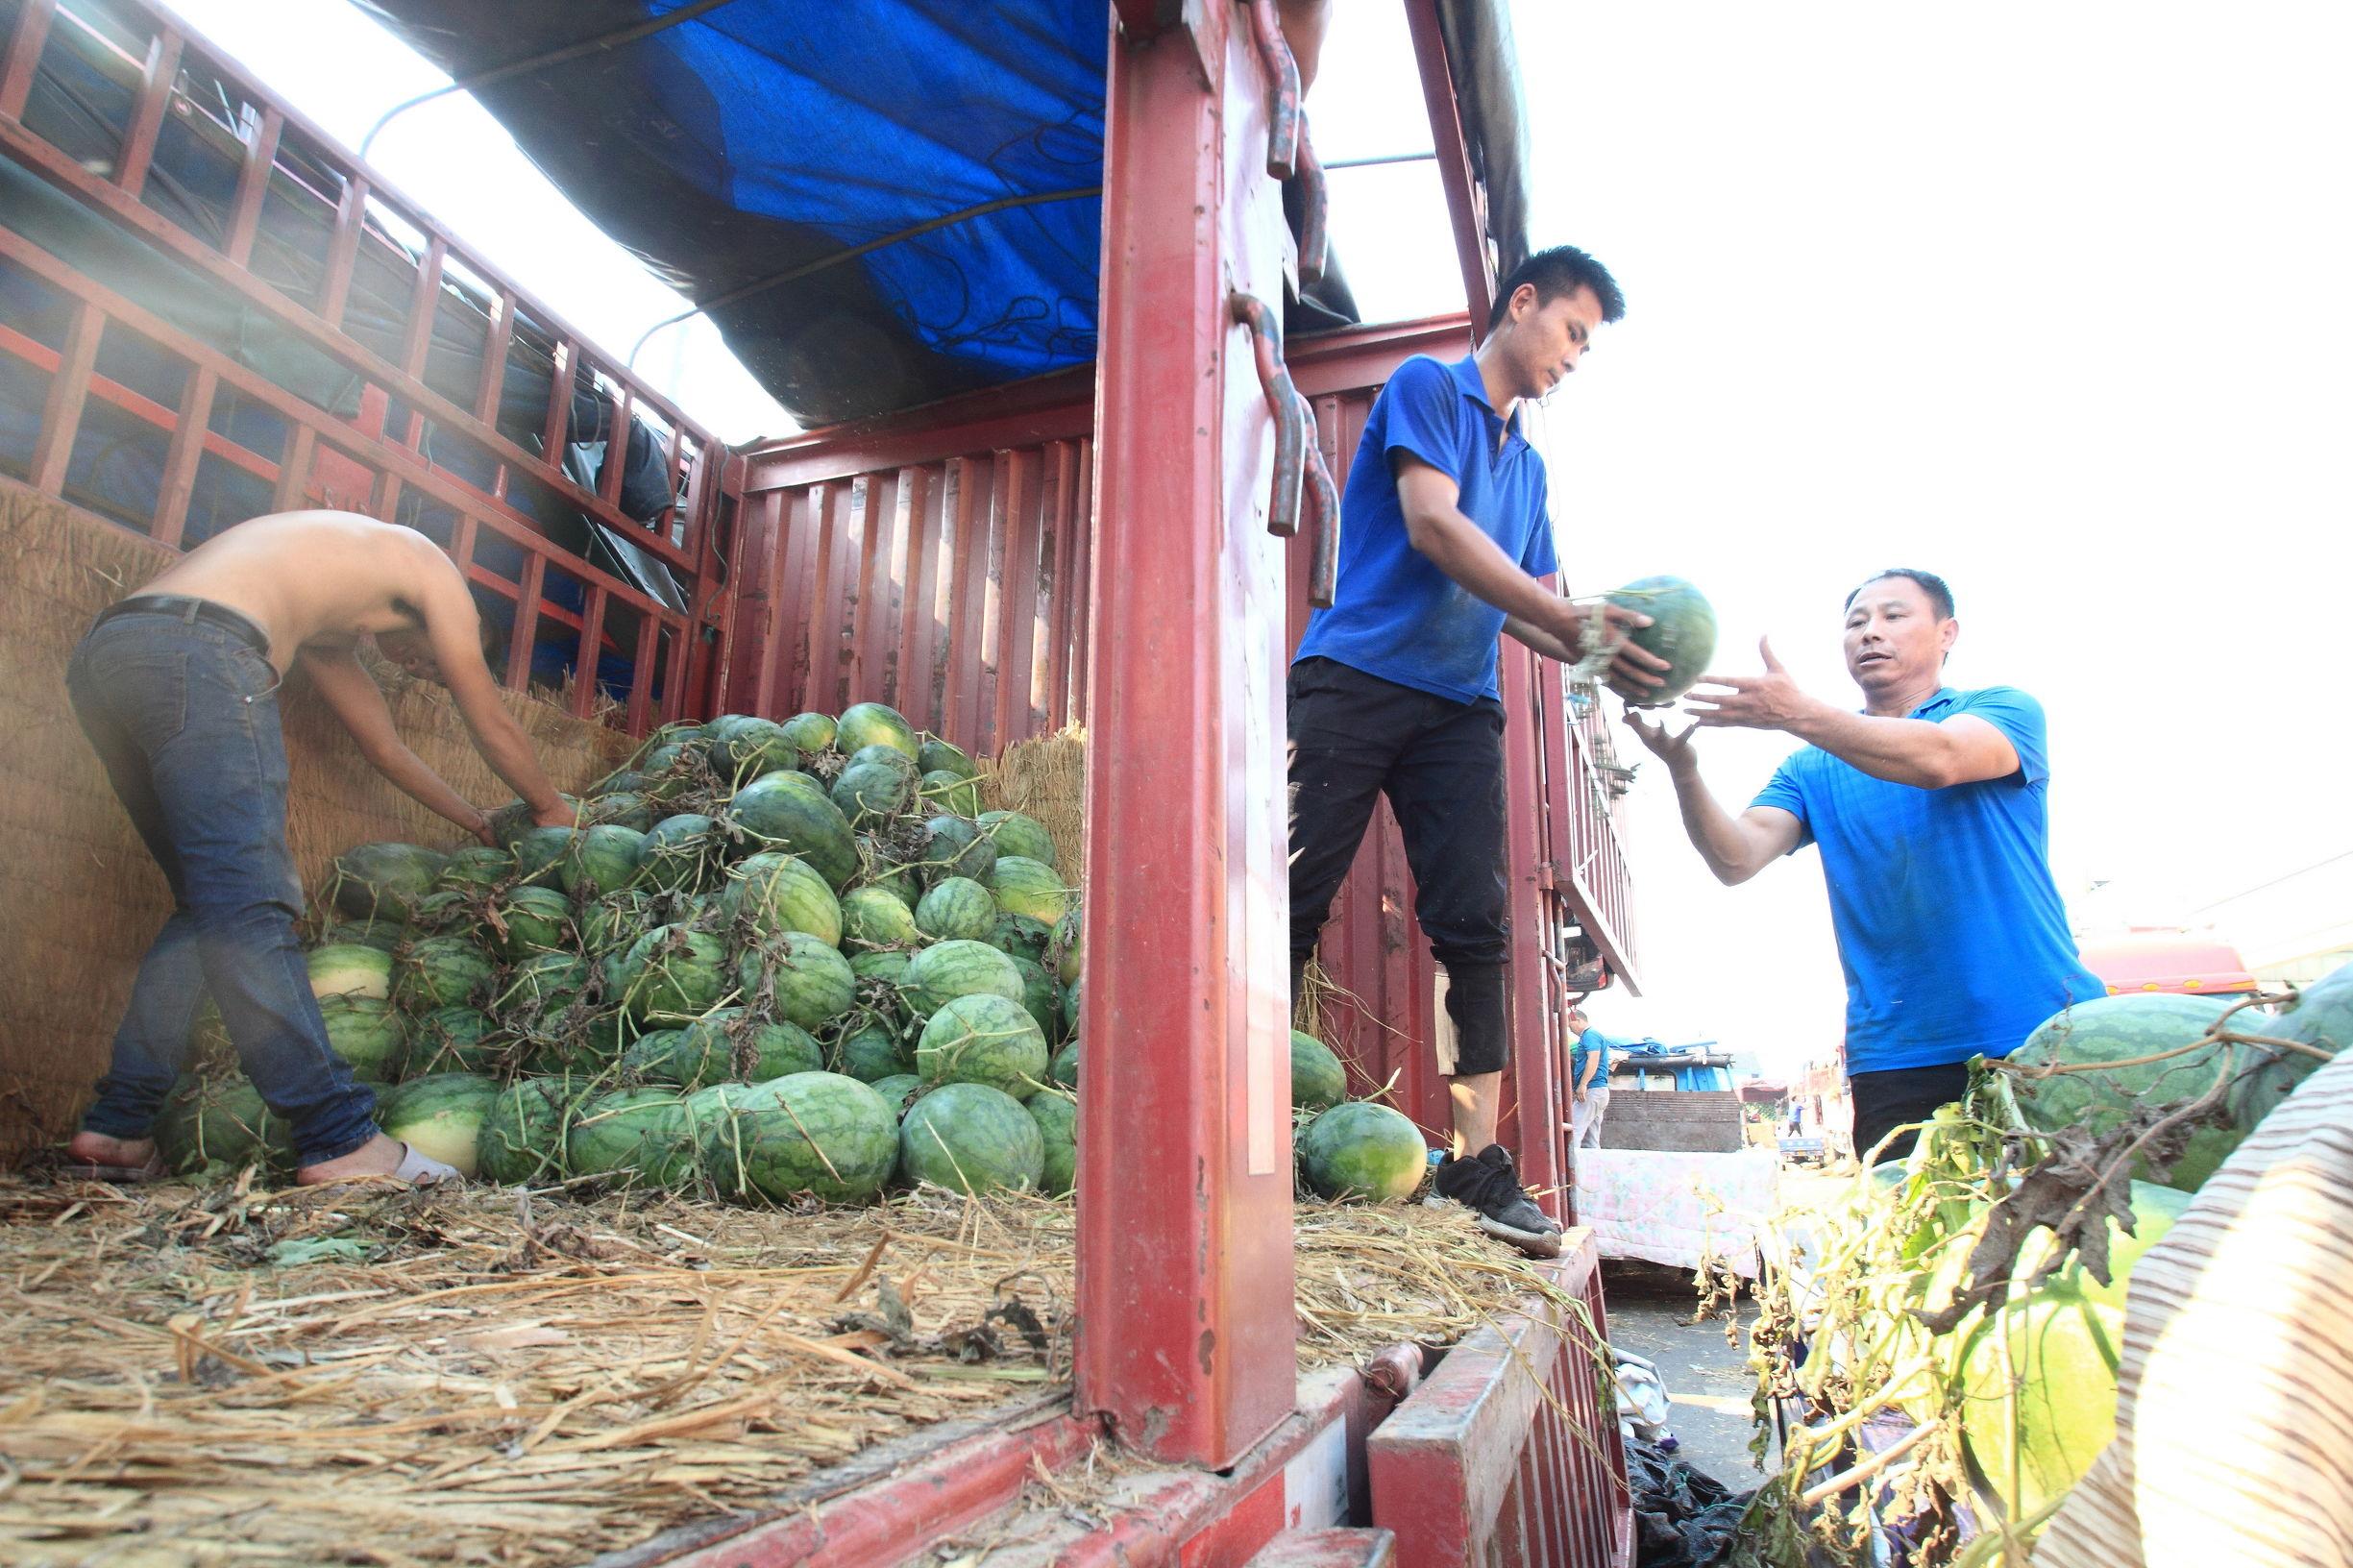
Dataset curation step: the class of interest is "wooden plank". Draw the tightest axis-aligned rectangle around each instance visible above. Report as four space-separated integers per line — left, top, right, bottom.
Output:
996 446 1042 745
571 583 610 719
970 451 1012 755
877 466 921 716
943 456 988 749
1066 439 1093 727
1041 439 1080 730
398 235 446 379
847 470 894 708
806 481 852 714
540 338 575 463
0 0 57 122
28 300 104 495
268 423 316 512
894 464 942 732
779 484 821 719
113 28 184 197
505 550 547 691
598 381 633 507
472 288 514 425
626 610 657 735
150 364 218 548
315 173 369 328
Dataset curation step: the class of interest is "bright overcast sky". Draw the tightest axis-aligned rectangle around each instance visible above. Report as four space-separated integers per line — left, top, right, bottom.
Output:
171 1 2352 1075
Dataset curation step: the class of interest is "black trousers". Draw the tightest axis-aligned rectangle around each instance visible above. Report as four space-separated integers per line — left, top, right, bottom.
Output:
1849 1062 1972 1163
1287 657 1510 1077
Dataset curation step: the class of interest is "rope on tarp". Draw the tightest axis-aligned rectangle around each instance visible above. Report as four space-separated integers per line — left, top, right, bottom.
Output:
357 0 744 159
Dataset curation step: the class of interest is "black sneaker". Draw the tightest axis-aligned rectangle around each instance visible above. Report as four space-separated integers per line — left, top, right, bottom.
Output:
1431 1143 1563 1259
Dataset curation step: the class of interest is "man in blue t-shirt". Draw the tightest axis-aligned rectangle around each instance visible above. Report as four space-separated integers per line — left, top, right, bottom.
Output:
1626 568 2102 1161
1565 1006 1616 1149
1289 246 1666 1258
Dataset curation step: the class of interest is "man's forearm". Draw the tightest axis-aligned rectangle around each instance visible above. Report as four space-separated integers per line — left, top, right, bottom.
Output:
1783 705 1969 789
1411 509 1575 639
370 743 487 835
464 706 567 812
1667 758 1770 885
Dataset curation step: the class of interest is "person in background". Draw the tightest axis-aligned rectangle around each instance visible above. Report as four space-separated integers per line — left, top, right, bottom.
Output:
61 510 578 1187
1627 568 2103 1162
1566 1005 1615 1149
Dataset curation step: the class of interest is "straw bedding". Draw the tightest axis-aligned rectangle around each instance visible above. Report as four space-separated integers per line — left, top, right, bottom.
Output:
0 481 630 1165
0 1176 1542 1567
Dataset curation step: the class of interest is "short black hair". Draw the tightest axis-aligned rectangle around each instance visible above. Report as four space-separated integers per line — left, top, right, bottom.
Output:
1490 244 1626 329
1845 568 1955 621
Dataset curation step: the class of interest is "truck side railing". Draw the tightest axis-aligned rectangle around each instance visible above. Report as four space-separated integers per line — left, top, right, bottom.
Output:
0 0 730 731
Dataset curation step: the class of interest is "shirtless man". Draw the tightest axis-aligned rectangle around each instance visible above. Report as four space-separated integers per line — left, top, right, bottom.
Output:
62 511 577 1185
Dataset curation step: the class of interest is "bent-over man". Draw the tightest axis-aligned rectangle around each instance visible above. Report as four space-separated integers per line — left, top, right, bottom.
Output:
63 510 578 1186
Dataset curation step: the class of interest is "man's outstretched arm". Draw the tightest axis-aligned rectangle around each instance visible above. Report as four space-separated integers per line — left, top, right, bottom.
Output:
1685 638 2019 789
1626 712 1803 886
405 539 574 822
302 648 498 844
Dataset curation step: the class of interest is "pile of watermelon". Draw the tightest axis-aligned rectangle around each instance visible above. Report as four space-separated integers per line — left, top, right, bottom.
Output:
156 701 1083 1203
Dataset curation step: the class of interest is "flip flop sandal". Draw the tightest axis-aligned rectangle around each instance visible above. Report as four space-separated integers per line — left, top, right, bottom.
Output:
58 1151 167 1184
393 1142 461 1186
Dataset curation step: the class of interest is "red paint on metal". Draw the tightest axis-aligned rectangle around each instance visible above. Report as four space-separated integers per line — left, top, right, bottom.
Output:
1241 1530 1398 1568
1181 1470 1288 1568
1076 0 1296 1469
1403 0 1493 342
996 445 1043 744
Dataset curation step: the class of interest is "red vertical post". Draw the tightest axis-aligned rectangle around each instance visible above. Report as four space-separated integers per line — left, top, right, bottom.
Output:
1075 0 1296 1468
0 0 57 122
222 108 282 267
28 300 103 495
1500 644 1566 1214
114 29 183 198
152 363 218 548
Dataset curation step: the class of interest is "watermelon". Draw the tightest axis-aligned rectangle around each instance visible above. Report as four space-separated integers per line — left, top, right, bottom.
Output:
511 825 576 888
560 824 647 898
1605 575 1718 706
1957 1275 2124 1524
864 862 923 910
406 1006 503 1076
701 1071 897 1205
495 952 591 1029
320 995 406 1082
153 1074 294 1176
917 992 1049 1099
375 1072 500 1177
832 759 914 825
330 843 448 922
1048 1040 1079 1090
566 1086 699 1188
321 917 404 953
1291 1030 1347 1111
624 1009 823 1087
704 714 800 780
921 815 996 883
392 935 496 1013
728 772 860 888
831 1017 914 1082
604 925 731 1024
582 789 656 834
487 795 579 848
722 851 843 946
2009 994 2289 1191
868 1073 921 1111
1028 1090 1077 1197
533 1010 633 1077
2268 958 2350 1062
850 949 913 990
489 885 574 961
309 943 394 1003
918 737 976 778
920 771 983 817
836 701 919 760
637 813 725 894
779 711 839 753
640 741 708 804
987 912 1053 965
435 845 515 894
735 932 858 1032
1009 955 1063 1041
400 888 477 936
581 890 663 955
2010 1179 2191 1313
897 1082 1044 1195
1299 1102 1427 1201
916 876 997 942
594 768 647 797
476 1076 583 1186
848 742 920 781
1050 910 1081 985
1059 974 1081 1037
976 811 1057 868
842 885 923 950
988 856 1070 925
901 940 1024 1018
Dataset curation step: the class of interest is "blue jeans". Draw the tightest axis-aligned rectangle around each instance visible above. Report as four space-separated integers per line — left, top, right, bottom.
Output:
67 606 379 1164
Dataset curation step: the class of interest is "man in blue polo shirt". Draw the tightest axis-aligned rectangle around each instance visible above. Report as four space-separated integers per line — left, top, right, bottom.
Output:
1627 568 2103 1160
1288 245 1665 1257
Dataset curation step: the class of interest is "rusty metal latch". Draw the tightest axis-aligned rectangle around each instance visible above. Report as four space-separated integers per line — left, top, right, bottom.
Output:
1242 0 1329 288
1230 290 1342 607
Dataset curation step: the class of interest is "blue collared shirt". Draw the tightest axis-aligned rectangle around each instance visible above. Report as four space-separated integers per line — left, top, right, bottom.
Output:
1292 354 1557 702
1752 685 2105 1074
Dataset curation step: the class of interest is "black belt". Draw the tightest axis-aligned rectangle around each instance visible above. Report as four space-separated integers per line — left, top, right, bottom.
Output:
91 595 272 655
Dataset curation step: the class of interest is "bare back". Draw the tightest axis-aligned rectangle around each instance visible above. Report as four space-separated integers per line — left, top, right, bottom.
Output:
139 510 457 673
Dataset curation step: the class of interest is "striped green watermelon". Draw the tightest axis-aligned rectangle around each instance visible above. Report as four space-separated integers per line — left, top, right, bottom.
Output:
722 851 843 946
868 1073 921 1112
1299 1102 1427 1202
375 1072 500 1177
1605 576 1718 707
1009 955 1063 1041
487 795 579 848
624 1008 823 1087
850 948 913 990
704 714 800 780
917 992 1049 1098
580 889 662 955
988 857 1070 925
920 771 983 817
1028 1090 1077 1197
605 925 731 1024
1291 1030 1347 1111
392 935 496 1013
701 1071 897 1205
309 943 393 1003
1956 1274 2126 1523
510 825 576 888
582 789 656 833
489 884 574 961
560 824 647 898
1050 911 1081 985
320 995 406 1082
331 843 449 922
902 940 1024 1018
842 885 922 950
987 913 1053 965
976 811 1056 868
496 952 592 1029
476 1075 584 1186
729 772 860 888
1059 974 1080 1037
921 816 995 883
435 845 515 894
779 711 838 753
153 1073 294 1177
320 917 404 953
832 760 915 825
1048 1040 1079 1090
566 1086 699 1188
406 1006 502 1076
637 813 725 894
916 876 997 942
848 742 920 781
918 737 976 778
897 1082 1043 1195
836 701 919 760
831 1017 914 1082
735 932 858 1032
